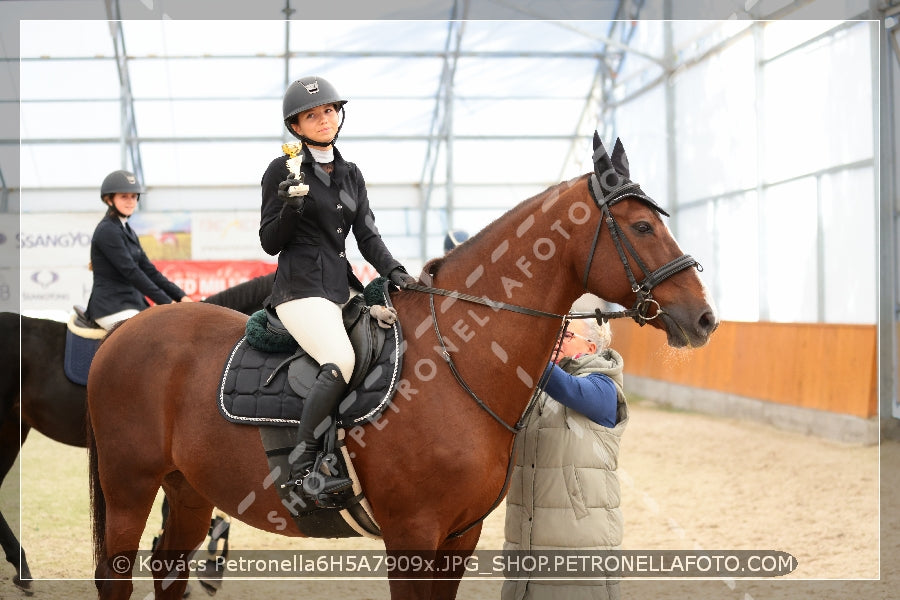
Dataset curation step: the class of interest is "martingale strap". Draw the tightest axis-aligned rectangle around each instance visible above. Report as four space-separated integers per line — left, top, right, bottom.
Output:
428 294 556 435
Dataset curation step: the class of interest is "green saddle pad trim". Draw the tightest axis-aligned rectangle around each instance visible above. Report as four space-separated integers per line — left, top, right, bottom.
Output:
363 276 389 306
245 310 298 353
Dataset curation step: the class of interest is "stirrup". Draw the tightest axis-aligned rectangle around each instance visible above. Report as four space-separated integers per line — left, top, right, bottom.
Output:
303 452 351 495
280 453 352 496
302 470 352 496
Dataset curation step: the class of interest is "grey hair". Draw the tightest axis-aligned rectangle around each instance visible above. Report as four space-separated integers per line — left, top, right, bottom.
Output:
580 319 612 351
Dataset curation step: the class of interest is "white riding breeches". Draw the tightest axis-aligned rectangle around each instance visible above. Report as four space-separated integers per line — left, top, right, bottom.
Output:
275 297 354 384
95 309 140 330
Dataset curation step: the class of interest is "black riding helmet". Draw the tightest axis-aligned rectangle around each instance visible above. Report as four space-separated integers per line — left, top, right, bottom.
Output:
282 76 348 146
100 170 143 217
443 229 470 254
100 169 143 199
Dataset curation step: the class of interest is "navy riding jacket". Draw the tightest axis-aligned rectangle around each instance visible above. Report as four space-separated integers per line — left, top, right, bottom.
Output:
85 213 186 320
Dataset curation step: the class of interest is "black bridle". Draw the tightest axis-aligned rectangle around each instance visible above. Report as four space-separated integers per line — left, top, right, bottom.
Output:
584 169 702 326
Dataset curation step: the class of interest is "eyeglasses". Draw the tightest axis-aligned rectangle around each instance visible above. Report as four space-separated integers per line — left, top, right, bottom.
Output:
561 331 593 343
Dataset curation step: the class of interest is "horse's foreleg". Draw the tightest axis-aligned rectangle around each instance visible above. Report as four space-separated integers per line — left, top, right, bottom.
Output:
382 519 484 600
0 406 31 593
431 523 482 600
152 474 215 599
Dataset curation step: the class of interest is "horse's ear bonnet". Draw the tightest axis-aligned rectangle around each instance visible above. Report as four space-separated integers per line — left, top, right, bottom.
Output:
610 137 630 180
589 131 669 217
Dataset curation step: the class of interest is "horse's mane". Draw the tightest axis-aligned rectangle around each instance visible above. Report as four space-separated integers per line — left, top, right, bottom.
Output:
426 174 588 278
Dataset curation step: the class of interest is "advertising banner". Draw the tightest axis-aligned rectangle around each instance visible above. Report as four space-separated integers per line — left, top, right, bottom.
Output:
0 267 17 313
130 212 192 260
153 260 378 302
19 213 98 268
0 213 18 269
20 265 92 313
153 260 276 301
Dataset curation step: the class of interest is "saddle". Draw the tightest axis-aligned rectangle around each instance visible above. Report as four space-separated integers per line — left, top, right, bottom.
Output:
265 293 388 400
219 290 401 427
63 306 106 385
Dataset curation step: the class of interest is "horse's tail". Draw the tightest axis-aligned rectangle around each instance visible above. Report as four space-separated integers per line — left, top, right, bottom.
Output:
86 389 107 571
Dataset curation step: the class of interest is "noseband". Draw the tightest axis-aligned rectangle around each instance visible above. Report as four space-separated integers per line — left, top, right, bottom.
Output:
584 170 701 326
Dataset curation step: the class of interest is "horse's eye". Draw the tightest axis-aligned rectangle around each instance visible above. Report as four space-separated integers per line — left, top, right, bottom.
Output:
633 221 653 234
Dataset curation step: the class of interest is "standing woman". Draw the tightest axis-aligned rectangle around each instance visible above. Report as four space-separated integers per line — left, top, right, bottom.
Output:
503 318 627 600
259 75 415 495
85 170 192 330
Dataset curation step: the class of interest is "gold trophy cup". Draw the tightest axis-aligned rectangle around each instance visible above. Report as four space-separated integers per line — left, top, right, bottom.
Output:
281 142 310 197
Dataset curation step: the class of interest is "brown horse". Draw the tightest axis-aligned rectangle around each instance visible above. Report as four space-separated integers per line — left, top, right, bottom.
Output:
86 136 717 599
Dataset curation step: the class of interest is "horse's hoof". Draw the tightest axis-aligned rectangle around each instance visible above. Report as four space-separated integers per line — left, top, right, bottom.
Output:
13 575 34 596
198 579 218 596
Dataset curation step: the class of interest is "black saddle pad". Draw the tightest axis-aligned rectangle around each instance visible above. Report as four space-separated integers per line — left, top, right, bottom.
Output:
217 324 401 428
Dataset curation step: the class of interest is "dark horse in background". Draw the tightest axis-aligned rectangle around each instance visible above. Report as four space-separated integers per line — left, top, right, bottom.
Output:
0 273 274 594
86 136 717 599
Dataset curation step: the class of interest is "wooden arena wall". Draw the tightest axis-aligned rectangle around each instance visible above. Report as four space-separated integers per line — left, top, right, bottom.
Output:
608 320 877 418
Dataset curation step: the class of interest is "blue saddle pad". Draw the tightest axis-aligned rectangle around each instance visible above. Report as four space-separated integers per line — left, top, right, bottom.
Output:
63 328 101 386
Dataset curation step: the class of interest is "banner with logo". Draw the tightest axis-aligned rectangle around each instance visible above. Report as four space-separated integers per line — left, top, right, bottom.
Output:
153 260 276 301
129 212 192 260
152 260 380 302
19 213 97 268
20 265 92 313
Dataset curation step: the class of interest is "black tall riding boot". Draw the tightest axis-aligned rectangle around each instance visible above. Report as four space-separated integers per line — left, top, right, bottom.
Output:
287 362 352 495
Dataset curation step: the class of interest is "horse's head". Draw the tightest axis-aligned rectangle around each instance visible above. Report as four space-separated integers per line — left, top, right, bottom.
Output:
578 134 718 348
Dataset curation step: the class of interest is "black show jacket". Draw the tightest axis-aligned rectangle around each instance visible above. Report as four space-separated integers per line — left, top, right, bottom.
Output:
259 145 403 307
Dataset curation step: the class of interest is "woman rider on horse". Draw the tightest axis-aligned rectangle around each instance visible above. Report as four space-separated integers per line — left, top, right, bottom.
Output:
85 170 193 329
259 75 416 496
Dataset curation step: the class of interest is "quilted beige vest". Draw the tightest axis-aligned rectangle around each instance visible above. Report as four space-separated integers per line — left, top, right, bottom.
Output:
502 349 628 600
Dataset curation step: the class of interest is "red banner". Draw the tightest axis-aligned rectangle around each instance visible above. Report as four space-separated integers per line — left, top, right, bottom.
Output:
154 260 277 301
154 260 381 301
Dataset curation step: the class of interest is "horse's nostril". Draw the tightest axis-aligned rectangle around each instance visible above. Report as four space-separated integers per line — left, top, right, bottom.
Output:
698 311 718 335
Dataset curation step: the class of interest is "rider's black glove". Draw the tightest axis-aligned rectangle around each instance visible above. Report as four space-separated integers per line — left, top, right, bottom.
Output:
388 268 416 289
277 179 306 211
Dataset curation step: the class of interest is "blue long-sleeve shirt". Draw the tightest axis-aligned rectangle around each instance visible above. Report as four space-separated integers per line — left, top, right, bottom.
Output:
542 362 619 427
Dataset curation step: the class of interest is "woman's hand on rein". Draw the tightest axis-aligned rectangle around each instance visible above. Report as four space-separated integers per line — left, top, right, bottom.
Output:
389 268 416 289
